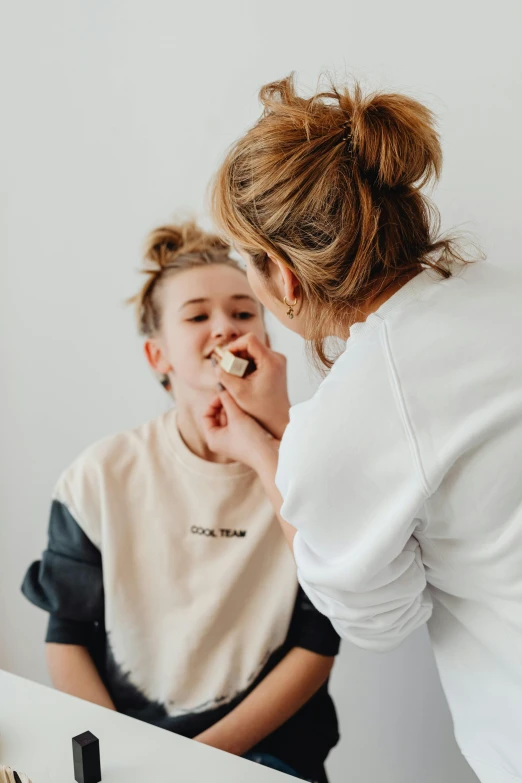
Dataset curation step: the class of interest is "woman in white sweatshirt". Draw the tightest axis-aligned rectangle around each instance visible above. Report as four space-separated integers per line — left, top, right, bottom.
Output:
202 74 522 783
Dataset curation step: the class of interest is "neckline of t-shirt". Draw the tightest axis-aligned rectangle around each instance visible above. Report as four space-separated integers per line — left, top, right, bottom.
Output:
160 408 254 479
348 267 442 341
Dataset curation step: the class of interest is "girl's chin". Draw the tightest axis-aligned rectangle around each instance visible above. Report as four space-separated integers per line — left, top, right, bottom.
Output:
187 379 220 395
170 377 218 399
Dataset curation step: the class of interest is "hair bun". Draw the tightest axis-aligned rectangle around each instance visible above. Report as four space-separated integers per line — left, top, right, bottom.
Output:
348 89 442 189
144 225 184 269
143 222 229 269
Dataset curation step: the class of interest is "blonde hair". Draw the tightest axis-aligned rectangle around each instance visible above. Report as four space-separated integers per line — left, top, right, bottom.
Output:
212 73 469 367
129 220 244 338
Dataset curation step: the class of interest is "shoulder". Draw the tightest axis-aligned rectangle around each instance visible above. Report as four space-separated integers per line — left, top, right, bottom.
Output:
282 265 496 458
53 413 170 540
276 321 429 513
56 414 164 490
282 330 391 456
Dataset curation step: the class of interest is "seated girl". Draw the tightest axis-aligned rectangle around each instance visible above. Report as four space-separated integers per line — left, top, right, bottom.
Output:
22 221 340 782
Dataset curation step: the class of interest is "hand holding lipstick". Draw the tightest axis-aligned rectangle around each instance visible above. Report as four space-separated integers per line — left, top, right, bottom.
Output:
210 333 290 440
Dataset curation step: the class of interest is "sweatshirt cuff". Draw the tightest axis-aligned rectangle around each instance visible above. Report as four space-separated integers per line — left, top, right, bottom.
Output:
45 614 96 646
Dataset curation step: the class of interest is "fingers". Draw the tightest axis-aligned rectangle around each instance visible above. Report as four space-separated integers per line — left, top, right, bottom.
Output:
202 396 224 435
223 332 270 362
213 365 247 398
206 395 224 415
219 406 227 428
202 391 243 430
217 389 244 419
201 391 247 458
219 390 275 445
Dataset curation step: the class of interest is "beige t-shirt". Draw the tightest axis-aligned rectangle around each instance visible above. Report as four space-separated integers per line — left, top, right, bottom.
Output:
51 409 298 715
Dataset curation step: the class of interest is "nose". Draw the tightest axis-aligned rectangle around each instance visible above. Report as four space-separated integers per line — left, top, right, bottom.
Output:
211 315 240 343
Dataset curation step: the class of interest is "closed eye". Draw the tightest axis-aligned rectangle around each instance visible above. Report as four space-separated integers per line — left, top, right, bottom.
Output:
234 312 256 320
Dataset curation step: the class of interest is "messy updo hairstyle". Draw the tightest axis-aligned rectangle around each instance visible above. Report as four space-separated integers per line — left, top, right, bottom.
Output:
212 73 469 367
129 220 245 338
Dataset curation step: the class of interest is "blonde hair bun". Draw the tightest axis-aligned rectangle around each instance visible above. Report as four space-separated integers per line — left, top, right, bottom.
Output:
349 89 441 190
258 74 441 191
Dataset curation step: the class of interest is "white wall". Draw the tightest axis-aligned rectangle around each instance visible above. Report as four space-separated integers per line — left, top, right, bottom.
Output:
2 1 521 780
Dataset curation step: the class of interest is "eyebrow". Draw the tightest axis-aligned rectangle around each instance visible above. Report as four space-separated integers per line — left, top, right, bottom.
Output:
179 294 257 312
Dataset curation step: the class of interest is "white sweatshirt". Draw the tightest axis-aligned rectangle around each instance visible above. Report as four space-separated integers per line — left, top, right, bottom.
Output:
276 261 522 783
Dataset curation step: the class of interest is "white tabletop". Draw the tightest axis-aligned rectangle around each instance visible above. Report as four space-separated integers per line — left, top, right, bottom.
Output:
0 670 291 782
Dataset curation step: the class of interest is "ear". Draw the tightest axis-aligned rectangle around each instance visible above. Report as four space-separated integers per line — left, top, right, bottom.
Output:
268 256 301 303
144 339 172 375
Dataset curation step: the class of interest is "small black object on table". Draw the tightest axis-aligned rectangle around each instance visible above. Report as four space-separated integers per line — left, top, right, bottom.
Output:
72 731 101 783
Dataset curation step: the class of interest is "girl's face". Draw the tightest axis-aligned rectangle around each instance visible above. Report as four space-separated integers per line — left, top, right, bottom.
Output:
146 264 266 394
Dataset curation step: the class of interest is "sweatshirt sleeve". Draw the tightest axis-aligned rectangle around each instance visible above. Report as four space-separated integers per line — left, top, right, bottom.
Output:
276 326 433 652
21 497 104 644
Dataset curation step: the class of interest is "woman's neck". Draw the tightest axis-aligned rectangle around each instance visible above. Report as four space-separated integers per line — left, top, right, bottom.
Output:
336 270 420 338
174 393 234 464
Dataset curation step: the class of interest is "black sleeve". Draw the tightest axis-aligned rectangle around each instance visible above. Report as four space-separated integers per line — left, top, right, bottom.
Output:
21 499 104 645
288 586 341 657
45 615 99 645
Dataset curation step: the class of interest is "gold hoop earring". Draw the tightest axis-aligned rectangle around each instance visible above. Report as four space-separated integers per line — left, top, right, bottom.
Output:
283 296 298 319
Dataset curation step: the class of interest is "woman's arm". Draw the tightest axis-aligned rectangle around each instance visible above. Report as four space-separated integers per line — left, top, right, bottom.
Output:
46 643 116 710
194 647 334 755
250 440 296 549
